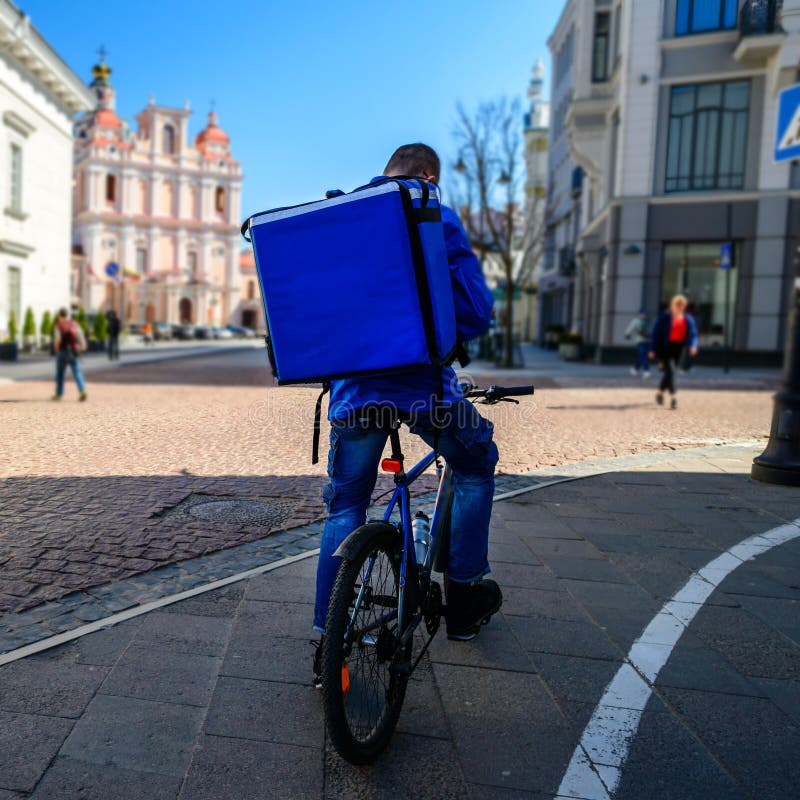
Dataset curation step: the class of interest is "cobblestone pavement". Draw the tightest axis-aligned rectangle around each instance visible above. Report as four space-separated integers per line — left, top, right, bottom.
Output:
1 448 798 799
0 348 773 616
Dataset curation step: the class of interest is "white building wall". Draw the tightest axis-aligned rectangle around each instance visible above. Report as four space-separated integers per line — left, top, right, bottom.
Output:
0 39 90 339
617 0 661 197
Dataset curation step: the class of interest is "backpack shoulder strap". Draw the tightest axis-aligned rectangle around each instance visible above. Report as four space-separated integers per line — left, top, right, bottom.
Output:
311 382 331 465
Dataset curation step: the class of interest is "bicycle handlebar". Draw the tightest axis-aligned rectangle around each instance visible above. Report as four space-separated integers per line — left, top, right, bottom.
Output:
464 384 535 402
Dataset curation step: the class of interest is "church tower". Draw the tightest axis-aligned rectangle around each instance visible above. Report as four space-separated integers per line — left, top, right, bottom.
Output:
71 54 243 326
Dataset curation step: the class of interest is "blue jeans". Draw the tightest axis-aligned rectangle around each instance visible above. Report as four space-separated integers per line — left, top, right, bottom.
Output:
55 352 86 396
313 400 499 631
635 342 650 373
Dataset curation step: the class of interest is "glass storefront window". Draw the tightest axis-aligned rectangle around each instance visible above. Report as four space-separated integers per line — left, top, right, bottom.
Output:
661 242 739 348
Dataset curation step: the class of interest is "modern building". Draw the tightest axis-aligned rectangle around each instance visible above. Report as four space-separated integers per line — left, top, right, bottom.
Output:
72 55 244 327
0 1 93 341
546 0 799 363
540 14 582 339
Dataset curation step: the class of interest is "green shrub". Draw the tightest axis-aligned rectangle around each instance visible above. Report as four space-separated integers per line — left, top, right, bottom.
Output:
74 307 89 337
22 307 36 337
7 309 17 342
40 310 53 338
92 310 108 341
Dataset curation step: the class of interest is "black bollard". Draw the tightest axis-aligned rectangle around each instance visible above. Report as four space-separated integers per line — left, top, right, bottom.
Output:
752 270 800 486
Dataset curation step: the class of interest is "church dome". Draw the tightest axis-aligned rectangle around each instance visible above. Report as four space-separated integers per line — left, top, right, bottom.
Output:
195 110 229 148
94 108 122 128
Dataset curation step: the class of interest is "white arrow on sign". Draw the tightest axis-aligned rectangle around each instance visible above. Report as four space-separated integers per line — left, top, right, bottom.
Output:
779 104 800 151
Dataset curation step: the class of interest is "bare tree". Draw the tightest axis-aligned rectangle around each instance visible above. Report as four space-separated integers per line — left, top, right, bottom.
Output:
450 98 544 367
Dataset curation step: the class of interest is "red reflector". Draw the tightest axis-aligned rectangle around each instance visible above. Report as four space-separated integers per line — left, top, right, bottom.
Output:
381 458 403 473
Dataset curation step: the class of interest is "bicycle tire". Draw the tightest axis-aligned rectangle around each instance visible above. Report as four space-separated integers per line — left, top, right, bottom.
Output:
323 521 409 764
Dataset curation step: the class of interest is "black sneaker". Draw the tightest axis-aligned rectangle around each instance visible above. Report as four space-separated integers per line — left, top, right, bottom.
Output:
670 397 678 410
655 392 664 406
311 637 324 689
445 578 503 641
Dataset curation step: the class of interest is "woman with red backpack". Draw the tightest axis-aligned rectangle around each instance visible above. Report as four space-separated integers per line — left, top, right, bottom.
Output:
52 308 88 401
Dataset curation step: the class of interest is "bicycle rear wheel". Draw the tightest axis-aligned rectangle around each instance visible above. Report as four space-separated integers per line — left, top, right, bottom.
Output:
322 521 409 764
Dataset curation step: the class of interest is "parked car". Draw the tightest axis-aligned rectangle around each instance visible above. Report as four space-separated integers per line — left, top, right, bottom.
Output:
154 322 172 341
127 322 144 336
174 325 195 340
226 324 256 338
194 326 213 340
212 326 234 339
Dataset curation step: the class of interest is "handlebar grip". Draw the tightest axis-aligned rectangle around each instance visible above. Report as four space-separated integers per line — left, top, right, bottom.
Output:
497 385 535 397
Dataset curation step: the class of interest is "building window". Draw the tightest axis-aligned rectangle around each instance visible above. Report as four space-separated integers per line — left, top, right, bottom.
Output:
676 0 737 35
612 5 622 67
247 280 256 300
215 186 225 213
665 81 749 192
662 242 739 346
162 124 176 154
592 12 611 82
105 173 117 203
9 144 22 212
136 248 147 273
187 251 197 277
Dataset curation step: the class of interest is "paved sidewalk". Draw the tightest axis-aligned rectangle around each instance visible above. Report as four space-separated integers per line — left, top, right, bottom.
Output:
2 447 799 799
0 339 258 383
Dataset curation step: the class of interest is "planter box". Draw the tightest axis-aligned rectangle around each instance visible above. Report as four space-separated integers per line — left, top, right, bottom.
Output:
88 340 106 353
0 342 18 361
559 343 582 361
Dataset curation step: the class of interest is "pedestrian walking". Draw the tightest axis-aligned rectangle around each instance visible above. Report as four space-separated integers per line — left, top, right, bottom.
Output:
142 322 154 345
52 308 87 401
649 294 698 410
625 308 651 379
107 309 120 361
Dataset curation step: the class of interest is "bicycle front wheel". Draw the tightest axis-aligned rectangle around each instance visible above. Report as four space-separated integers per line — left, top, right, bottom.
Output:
323 521 409 764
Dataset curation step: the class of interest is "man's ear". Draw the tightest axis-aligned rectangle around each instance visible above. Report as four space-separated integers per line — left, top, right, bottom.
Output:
421 171 438 184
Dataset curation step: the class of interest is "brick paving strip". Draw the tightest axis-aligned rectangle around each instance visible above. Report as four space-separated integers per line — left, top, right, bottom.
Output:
0 443 762 657
1 444 799 799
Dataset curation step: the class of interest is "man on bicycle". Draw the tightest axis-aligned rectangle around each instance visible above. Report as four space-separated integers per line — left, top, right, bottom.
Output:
313 143 501 685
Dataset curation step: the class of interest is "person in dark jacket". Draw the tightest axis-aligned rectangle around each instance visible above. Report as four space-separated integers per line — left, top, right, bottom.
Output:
311 144 499 686
649 294 698 410
107 310 121 361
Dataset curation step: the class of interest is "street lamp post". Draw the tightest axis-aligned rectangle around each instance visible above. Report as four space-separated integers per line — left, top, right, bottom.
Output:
751 246 800 485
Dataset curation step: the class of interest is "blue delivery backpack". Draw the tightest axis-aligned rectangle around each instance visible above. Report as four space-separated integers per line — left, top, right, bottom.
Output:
241 178 458 385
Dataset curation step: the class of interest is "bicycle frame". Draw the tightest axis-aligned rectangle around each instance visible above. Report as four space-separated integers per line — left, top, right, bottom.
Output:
346 447 452 655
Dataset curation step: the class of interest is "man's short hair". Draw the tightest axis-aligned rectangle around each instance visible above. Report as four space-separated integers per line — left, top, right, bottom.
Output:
58 307 69 318
384 143 440 180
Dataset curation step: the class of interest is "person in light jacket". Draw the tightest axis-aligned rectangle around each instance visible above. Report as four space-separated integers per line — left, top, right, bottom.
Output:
625 308 651 379
649 295 698 410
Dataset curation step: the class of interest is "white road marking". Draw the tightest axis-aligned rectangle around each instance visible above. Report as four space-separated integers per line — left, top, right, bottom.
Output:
554 518 800 800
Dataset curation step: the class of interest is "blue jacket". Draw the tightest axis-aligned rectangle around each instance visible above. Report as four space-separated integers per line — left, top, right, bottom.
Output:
650 311 698 356
329 185 493 420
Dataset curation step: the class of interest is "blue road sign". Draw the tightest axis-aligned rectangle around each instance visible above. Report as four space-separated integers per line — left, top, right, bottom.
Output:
775 84 800 164
720 242 732 271
105 261 120 282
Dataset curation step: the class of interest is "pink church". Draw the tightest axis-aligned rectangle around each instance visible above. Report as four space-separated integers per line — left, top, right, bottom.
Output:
71 55 248 327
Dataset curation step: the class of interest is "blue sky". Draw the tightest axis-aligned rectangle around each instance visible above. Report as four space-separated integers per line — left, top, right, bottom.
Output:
24 0 558 212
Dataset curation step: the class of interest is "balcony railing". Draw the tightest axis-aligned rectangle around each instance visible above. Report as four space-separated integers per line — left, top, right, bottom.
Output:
740 0 781 36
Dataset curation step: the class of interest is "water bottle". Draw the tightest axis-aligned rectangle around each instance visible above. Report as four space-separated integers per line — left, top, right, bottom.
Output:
412 511 431 567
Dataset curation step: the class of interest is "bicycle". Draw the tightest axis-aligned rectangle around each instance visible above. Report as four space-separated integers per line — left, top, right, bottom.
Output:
321 383 535 764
